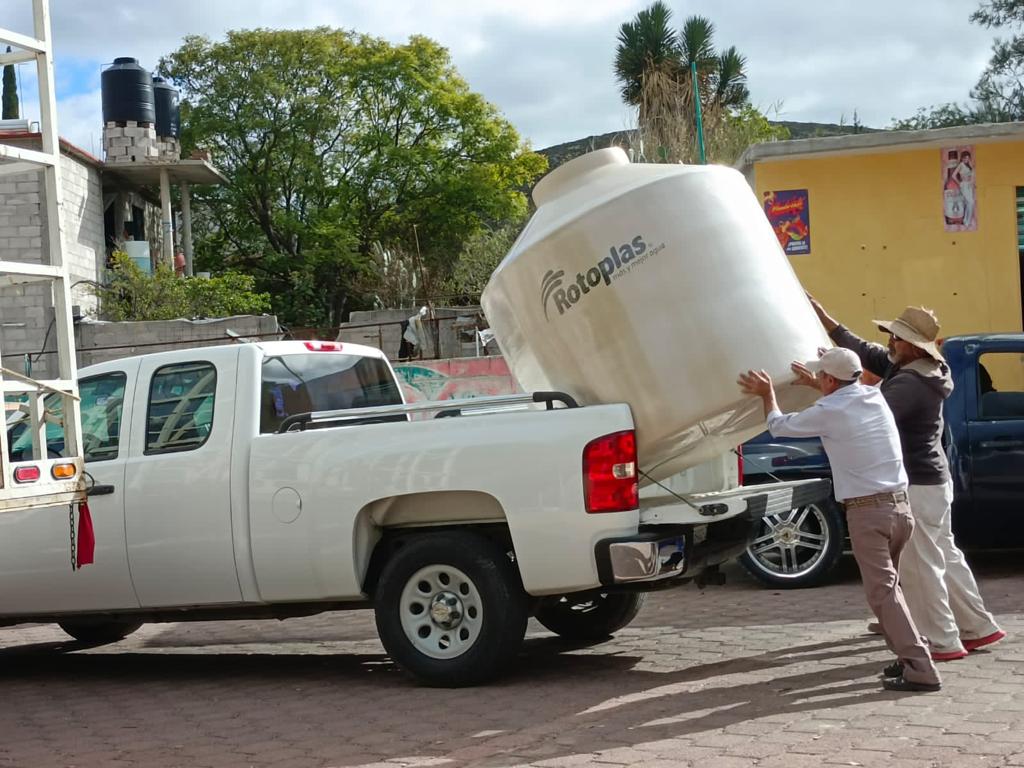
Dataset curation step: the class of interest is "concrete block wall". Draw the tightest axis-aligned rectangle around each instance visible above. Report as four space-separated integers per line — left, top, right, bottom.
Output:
0 154 105 379
103 121 159 164
75 315 281 369
155 136 180 161
336 307 484 360
0 168 52 377
59 155 105 317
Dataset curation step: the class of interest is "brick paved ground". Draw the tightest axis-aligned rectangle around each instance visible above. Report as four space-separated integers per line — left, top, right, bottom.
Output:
1 554 1022 768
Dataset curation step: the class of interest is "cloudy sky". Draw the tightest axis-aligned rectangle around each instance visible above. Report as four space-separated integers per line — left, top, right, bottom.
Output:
4 0 998 156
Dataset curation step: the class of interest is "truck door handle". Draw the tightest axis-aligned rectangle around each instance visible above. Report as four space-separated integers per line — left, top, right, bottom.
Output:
86 484 115 497
978 439 1024 450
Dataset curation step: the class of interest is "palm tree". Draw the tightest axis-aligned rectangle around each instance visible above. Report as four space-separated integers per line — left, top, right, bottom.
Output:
679 15 717 77
614 1 680 108
712 46 749 110
613 4 752 163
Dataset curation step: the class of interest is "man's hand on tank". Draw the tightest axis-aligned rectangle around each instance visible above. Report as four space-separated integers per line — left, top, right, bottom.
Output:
737 369 774 397
805 291 839 332
790 361 818 388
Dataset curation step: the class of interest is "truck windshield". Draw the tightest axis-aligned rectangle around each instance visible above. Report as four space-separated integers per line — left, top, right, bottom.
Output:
260 353 403 433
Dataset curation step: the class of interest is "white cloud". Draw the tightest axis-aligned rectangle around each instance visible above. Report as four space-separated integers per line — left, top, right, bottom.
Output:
3 1 1005 149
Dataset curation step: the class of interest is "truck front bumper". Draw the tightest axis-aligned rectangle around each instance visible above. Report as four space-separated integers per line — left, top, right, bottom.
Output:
596 478 832 586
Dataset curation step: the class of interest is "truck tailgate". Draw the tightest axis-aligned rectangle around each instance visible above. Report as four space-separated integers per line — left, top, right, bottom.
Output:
639 478 832 526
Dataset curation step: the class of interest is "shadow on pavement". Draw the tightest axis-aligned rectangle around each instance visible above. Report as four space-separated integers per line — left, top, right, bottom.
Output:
0 633 905 768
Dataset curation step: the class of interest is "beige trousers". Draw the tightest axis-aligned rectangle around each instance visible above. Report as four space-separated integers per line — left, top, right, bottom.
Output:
847 497 940 685
900 481 1001 654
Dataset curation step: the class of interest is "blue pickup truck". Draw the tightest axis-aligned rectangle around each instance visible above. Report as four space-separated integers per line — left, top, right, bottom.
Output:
740 334 1024 588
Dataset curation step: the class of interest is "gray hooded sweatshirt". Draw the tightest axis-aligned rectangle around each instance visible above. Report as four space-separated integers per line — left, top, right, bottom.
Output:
830 325 954 486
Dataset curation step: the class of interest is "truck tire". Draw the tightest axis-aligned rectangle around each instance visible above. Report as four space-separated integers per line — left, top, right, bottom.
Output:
374 531 528 687
739 497 846 589
58 619 143 645
535 592 645 644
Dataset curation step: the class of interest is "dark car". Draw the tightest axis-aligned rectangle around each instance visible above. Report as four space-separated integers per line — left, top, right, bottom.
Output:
738 334 1024 588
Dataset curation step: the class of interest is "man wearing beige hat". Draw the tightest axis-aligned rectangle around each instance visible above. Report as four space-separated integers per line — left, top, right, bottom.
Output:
739 348 940 692
807 298 1006 661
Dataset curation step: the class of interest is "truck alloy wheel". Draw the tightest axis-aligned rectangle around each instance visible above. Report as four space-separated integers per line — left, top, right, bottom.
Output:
374 531 528 687
739 498 845 588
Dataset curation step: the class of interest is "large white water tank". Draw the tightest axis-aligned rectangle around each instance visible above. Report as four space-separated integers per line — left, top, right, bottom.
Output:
481 148 830 482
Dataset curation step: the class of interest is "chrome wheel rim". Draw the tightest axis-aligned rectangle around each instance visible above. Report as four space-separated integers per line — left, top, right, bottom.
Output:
746 503 830 580
399 564 483 659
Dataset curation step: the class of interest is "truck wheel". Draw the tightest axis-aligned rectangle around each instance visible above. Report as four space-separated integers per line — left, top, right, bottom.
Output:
374 531 528 687
739 497 846 589
535 592 645 644
57 620 143 645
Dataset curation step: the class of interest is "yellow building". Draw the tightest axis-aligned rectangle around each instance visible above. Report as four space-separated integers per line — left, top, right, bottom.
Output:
738 122 1024 342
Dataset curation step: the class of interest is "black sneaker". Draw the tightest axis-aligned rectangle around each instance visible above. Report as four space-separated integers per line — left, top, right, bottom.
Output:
883 660 904 678
882 675 941 693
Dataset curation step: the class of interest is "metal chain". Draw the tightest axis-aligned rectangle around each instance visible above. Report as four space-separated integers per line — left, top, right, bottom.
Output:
69 503 77 571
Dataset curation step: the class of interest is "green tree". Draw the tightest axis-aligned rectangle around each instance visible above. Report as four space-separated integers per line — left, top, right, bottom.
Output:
614 4 753 163
971 0 1024 119
159 29 545 327
891 1 1024 129
442 216 526 304
2 46 19 120
95 252 271 322
707 104 790 165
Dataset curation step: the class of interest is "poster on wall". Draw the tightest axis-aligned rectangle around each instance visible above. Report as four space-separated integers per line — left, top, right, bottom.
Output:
941 145 977 232
763 189 811 255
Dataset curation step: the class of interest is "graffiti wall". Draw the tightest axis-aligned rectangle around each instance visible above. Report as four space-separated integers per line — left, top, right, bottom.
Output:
393 357 522 402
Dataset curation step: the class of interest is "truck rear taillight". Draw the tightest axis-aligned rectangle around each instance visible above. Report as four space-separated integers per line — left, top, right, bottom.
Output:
13 466 40 483
583 430 638 513
736 445 744 487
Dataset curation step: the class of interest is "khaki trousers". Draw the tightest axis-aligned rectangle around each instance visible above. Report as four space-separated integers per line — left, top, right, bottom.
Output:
846 497 940 686
900 481 1001 654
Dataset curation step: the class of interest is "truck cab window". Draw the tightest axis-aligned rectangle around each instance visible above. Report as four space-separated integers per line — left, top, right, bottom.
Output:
146 362 217 454
260 354 403 433
6 373 126 462
978 353 1024 420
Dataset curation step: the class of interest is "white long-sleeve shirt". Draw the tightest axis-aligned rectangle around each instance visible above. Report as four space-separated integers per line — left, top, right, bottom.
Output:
767 383 908 502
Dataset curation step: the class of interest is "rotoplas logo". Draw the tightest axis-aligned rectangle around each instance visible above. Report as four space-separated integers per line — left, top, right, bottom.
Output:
541 235 647 319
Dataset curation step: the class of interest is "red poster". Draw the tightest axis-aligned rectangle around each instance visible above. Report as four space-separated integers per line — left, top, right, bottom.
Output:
763 189 811 255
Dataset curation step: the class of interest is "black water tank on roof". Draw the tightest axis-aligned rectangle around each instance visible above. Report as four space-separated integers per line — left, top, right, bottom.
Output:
152 77 180 138
101 57 155 125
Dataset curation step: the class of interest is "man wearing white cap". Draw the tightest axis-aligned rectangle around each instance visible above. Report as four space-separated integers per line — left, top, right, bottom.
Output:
808 299 1005 661
739 349 940 692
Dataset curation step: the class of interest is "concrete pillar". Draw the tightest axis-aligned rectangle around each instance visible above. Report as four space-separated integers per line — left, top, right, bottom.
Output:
180 180 194 277
159 168 173 267
113 192 126 246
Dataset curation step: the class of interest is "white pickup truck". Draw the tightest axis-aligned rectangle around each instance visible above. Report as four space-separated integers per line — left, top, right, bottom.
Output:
0 340 828 685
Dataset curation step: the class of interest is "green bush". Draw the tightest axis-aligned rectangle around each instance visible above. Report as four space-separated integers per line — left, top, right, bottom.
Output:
95 251 271 321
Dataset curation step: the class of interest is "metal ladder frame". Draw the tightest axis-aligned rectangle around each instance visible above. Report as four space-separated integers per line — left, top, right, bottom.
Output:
0 0 86 512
